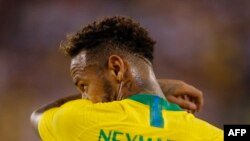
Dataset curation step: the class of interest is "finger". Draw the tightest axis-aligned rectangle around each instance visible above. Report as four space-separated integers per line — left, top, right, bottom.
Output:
182 95 196 113
167 95 197 111
183 108 195 114
174 84 204 112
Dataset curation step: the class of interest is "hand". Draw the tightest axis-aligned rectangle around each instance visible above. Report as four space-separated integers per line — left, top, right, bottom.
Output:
158 79 203 113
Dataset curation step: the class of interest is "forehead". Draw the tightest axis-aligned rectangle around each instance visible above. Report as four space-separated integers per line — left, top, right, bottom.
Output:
70 50 101 75
70 50 87 69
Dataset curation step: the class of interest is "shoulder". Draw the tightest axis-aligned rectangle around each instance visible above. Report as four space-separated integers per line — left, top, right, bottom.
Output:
182 113 223 140
39 99 92 126
37 99 93 139
62 99 92 108
163 111 223 140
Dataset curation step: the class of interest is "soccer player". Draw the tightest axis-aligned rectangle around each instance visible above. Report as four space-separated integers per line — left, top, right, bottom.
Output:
31 16 223 141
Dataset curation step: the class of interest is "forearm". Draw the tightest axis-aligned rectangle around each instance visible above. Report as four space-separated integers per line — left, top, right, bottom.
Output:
158 79 182 97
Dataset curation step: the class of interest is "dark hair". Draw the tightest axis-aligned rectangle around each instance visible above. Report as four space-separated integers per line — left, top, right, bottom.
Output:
61 16 155 62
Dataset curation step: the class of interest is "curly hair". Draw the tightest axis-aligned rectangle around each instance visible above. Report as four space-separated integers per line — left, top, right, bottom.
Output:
60 16 156 62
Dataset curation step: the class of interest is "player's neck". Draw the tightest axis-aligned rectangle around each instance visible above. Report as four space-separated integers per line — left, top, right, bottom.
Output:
121 67 165 100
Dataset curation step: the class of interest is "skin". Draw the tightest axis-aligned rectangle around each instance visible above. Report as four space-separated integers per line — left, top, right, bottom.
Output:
70 51 204 112
158 79 203 112
30 50 203 134
71 51 165 102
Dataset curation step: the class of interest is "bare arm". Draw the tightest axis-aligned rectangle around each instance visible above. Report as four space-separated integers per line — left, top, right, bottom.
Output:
30 94 81 134
158 79 204 113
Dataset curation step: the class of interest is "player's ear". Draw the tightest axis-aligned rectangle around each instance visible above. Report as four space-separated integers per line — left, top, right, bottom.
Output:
108 55 126 82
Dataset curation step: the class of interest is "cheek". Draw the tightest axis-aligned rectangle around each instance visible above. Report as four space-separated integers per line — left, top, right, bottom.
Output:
86 69 118 102
102 74 118 101
103 78 114 95
90 76 117 102
87 81 106 103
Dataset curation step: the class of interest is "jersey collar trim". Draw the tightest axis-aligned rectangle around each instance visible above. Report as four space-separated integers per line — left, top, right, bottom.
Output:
127 94 183 111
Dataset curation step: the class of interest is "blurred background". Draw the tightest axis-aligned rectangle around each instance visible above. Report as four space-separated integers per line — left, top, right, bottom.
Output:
0 0 249 140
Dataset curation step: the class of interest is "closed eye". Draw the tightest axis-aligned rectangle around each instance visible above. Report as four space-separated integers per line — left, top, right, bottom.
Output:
77 82 88 93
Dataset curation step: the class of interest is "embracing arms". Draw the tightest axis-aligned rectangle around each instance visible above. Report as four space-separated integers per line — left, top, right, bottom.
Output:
31 79 203 133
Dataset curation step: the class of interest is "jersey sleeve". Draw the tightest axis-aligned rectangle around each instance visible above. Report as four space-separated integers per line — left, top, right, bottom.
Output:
185 114 223 141
38 99 92 141
38 107 58 141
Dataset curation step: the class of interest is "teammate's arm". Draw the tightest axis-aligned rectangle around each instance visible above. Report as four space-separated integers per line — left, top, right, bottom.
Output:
30 79 203 132
30 94 81 134
158 79 203 113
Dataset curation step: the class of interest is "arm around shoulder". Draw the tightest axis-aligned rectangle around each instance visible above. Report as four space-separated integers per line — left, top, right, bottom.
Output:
30 94 82 135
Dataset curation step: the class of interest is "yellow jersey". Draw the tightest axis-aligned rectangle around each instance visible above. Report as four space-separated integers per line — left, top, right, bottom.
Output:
38 94 223 141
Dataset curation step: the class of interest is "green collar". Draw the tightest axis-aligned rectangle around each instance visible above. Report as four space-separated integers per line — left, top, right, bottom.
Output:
127 93 183 111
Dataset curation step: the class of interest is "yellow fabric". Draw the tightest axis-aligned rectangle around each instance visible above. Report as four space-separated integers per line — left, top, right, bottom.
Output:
38 94 223 141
